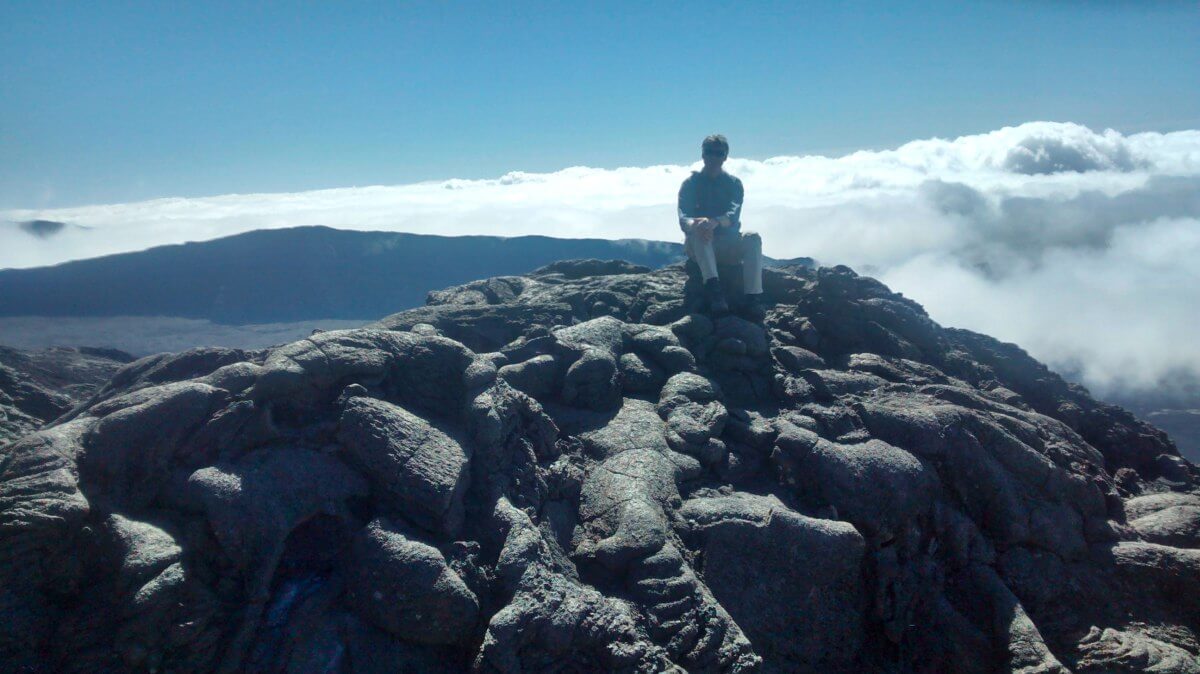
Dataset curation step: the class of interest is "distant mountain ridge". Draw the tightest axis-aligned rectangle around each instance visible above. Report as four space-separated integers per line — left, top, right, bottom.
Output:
0 226 814 325
0 227 685 323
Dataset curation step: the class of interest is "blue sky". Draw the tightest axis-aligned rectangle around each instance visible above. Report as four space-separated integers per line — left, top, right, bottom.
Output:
2 1 1197 208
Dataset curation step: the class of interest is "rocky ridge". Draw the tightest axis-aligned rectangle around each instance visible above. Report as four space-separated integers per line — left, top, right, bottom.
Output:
1 259 1197 673
0 345 132 446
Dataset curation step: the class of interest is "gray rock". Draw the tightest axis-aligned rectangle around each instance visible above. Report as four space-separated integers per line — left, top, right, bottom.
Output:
498 354 561 399
618 351 666 393
668 313 714 342
665 401 729 464
464 355 499 391
344 518 479 644
723 409 778 449
655 345 697 374
0 583 51 669
803 368 889 396
103 514 182 591
532 258 650 279
80 382 229 508
964 564 1071 674
1124 491 1200 520
1109 541 1200 606
642 299 687 325
630 325 682 353
0 417 93 588
561 348 621 410
553 316 628 354
714 316 769 357
338 397 471 535
198 361 263 393
377 301 577 354
666 401 728 446
774 425 934 538
1075 626 1200 673
0 345 132 439
185 447 366 671
477 498 672 673
340 615 465 674
187 448 366 572
771 345 825 372
114 561 223 673
681 492 866 671
250 329 475 416
717 337 748 355
657 372 721 418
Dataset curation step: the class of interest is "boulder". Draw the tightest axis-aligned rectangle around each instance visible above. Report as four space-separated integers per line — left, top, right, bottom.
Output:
498 354 561 400
186 448 366 572
681 492 866 671
774 424 934 538
338 397 471 535
657 372 721 418
618 351 666 393
80 382 228 508
344 518 479 645
0 418 93 588
771 345 826 372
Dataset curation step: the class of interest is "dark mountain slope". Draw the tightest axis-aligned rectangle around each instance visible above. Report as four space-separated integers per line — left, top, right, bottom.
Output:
0 227 696 324
0 226 814 325
1 260 1195 673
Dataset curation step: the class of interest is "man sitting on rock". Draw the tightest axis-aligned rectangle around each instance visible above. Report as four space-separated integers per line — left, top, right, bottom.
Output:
677 134 764 319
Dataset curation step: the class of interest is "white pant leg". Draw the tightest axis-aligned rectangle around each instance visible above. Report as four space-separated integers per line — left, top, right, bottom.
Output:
685 231 719 281
741 231 763 294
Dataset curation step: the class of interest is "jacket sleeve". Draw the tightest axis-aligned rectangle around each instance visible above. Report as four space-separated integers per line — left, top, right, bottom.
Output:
678 177 696 232
723 177 744 227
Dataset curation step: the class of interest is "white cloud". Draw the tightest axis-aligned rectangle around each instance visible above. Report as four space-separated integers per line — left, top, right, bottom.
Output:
3 121 1200 397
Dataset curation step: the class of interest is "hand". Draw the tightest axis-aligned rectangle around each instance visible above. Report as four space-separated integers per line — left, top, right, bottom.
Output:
693 218 716 242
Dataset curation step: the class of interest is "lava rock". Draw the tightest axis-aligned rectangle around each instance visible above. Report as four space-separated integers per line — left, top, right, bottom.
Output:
344 518 479 644
2 259 1197 674
338 397 471 535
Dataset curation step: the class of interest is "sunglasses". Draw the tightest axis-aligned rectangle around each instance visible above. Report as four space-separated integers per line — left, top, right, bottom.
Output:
702 150 727 158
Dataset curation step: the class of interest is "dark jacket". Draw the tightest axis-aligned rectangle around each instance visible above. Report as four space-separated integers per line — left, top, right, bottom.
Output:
677 170 744 235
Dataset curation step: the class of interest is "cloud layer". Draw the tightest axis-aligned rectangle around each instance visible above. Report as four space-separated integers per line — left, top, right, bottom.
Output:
4 121 1200 397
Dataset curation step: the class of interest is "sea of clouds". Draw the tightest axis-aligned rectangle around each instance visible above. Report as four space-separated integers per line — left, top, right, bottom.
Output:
3 121 1199 398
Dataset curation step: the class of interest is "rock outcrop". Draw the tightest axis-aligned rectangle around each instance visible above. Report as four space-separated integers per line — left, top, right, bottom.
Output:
1 261 1197 673
0 345 133 447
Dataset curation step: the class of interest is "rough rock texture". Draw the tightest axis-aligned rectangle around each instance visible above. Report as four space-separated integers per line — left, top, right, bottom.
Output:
1 261 1198 673
0 345 133 446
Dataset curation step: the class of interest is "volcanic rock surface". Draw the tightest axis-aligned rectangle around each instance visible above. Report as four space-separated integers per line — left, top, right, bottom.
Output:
2 260 1198 673
0 345 133 446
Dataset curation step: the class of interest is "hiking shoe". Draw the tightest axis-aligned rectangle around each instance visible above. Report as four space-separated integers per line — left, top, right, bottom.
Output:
741 294 766 322
704 278 730 315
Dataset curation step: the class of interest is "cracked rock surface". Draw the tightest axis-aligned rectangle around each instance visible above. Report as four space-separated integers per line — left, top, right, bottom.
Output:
2 259 1198 673
0 345 133 447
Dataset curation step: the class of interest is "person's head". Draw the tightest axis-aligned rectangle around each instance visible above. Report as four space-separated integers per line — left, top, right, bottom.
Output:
701 134 729 173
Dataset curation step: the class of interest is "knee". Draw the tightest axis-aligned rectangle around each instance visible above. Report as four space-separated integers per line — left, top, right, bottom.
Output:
742 231 762 249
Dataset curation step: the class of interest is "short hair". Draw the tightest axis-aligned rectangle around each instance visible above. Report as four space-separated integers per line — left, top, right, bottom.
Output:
702 134 729 156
